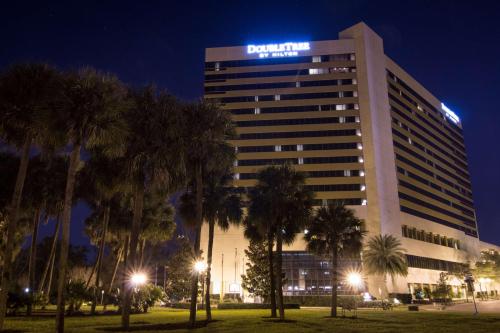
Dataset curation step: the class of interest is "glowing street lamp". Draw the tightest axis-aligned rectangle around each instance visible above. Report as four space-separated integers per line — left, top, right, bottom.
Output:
346 271 363 318
130 272 148 287
194 260 207 273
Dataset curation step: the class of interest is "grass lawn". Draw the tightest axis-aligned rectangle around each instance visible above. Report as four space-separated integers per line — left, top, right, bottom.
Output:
4 306 500 333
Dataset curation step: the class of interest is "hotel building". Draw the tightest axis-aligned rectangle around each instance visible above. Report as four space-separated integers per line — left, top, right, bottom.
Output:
201 22 499 300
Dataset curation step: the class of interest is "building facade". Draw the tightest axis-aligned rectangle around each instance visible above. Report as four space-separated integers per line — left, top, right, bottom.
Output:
201 22 499 300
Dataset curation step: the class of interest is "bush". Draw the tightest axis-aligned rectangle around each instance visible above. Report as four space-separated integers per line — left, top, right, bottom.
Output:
170 302 204 310
132 284 164 313
66 280 91 315
6 288 30 316
389 293 412 304
217 303 300 310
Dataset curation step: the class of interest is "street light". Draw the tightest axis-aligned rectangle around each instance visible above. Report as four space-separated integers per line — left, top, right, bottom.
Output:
130 272 148 287
194 260 207 273
345 271 363 318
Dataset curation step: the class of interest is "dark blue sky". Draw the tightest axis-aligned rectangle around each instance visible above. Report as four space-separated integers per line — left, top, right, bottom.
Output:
1 0 499 246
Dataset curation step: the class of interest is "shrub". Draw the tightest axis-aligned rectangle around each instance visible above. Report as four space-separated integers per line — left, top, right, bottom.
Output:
132 284 164 313
66 280 92 315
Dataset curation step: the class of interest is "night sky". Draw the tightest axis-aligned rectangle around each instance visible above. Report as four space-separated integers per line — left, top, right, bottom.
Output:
1 0 499 248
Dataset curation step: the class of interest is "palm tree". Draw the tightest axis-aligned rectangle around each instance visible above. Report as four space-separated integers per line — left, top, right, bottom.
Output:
79 151 127 315
363 234 408 298
179 171 242 321
48 68 129 333
181 101 235 327
245 164 314 320
0 63 61 329
304 203 365 317
120 86 185 329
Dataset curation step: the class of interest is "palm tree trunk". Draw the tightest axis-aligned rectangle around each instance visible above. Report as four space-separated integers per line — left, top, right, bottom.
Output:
91 204 110 315
27 207 42 316
46 245 56 302
55 142 81 333
104 245 123 311
0 135 31 331
39 215 61 295
189 162 203 328
121 182 144 330
108 245 123 294
267 232 277 318
205 219 215 321
86 246 101 288
139 239 146 268
330 247 338 317
275 230 285 320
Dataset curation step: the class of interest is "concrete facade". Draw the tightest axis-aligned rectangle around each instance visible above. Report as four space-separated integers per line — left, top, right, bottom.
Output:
202 22 499 300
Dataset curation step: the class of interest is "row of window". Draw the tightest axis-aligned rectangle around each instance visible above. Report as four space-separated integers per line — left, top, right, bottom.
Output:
214 91 357 104
237 129 359 140
313 198 365 206
236 142 359 153
393 130 471 189
398 191 476 227
401 225 460 250
390 101 468 171
236 156 361 166
236 169 363 180
205 67 357 81
205 53 354 70
205 79 356 93
229 103 359 115
387 71 464 139
397 167 474 213
400 206 477 237
393 139 473 198
305 184 363 192
236 116 358 127
392 113 469 175
406 254 467 273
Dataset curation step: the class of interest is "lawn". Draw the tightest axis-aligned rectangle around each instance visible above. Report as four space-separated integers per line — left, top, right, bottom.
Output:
4 306 500 333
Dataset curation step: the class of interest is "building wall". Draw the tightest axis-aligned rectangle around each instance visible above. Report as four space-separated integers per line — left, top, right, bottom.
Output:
202 22 498 300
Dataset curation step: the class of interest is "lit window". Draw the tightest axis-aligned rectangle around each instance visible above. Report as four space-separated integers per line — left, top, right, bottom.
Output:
309 68 319 75
336 104 346 111
358 157 364 163
297 144 303 151
354 104 359 110
339 116 345 123
338 91 344 98
254 96 259 102
344 170 351 177
350 54 356 61
296 81 301 88
362 199 367 206
274 94 280 101
356 129 362 136
254 108 260 114
298 157 304 165
357 143 363 150
215 62 220 71
234 173 240 180
352 78 357 84
361 185 366 191
233 160 238 167
355 116 360 123
312 56 321 63
234 146 238 153
275 145 281 152
353 91 358 97
359 170 365 177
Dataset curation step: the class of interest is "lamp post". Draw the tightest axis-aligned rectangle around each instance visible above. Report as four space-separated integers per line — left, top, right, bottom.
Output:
194 261 207 308
346 272 363 318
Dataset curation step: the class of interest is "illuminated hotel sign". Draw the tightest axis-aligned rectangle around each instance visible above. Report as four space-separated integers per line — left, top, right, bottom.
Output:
441 103 460 124
247 42 310 58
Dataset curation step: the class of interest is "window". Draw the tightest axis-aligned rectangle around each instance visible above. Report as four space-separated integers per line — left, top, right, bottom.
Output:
254 107 260 114
336 104 346 111
275 94 281 101
312 56 321 63
214 62 220 71
297 144 303 151
275 145 281 152
298 157 304 165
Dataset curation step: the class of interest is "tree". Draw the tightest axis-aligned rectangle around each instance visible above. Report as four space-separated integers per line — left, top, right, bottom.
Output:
0 63 62 329
179 171 242 321
363 234 408 298
120 86 185 329
245 164 314 320
304 203 365 317
474 249 500 281
48 68 129 333
241 240 272 302
181 101 235 327
163 237 194 303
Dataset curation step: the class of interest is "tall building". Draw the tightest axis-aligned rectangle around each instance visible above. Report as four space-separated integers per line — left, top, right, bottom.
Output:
201 22 499 300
